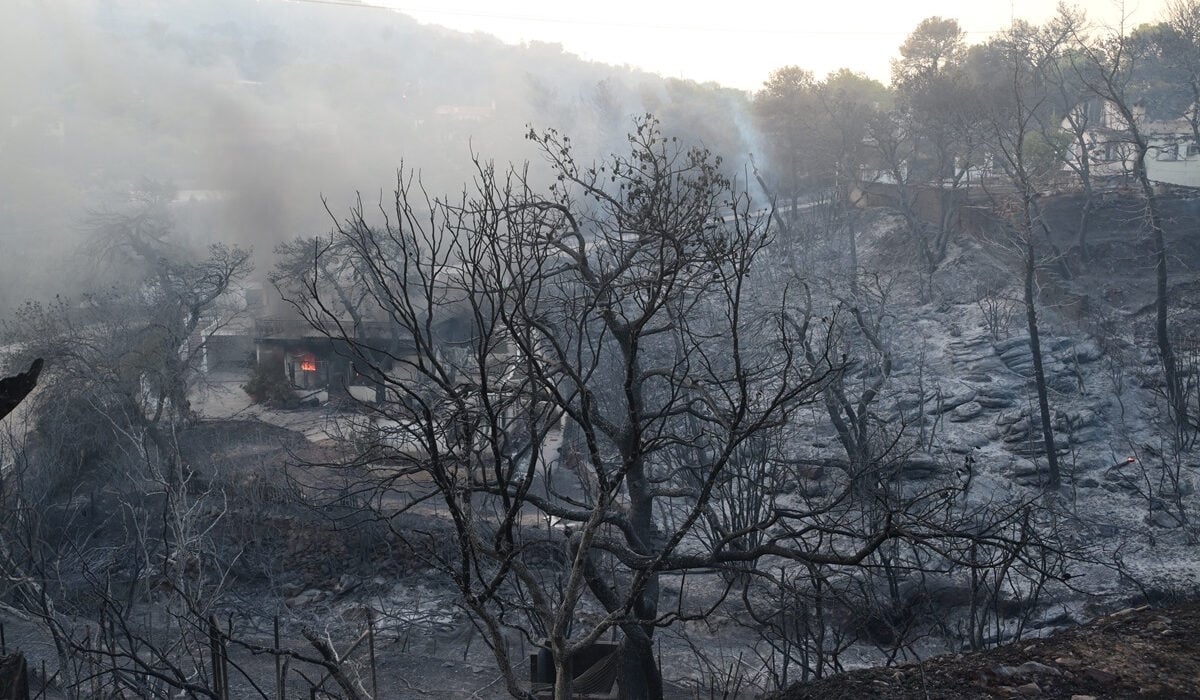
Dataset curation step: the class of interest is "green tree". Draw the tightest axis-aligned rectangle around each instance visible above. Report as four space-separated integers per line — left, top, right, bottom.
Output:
891 16 966 90
891 17 983 274
1132 0 1200 143
817 69 891 194
755 66 823 201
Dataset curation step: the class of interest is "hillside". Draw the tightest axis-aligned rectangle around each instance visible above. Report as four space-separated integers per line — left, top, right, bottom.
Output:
771 601 1200 699
7 3 1200 698
706 188 1200 697
2 185 1199 699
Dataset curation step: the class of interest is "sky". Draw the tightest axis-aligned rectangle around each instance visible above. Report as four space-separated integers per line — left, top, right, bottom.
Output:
377 0 1172 91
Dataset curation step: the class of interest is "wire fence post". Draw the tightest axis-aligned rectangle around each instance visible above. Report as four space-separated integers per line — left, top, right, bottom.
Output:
209 615 228 700
275 616 285 700
367 611 377 700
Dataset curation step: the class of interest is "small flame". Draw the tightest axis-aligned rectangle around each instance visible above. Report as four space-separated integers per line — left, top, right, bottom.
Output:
300 358 317 372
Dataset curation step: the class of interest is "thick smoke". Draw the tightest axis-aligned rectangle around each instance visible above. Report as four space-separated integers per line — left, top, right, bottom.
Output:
0 0 759 309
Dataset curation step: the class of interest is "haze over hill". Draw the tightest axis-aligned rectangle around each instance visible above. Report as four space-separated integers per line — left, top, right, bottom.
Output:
4 2 1200 699
0 0 756 308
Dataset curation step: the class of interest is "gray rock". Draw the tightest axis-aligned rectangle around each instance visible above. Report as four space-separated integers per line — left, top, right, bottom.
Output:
1103 466 1140 493
905 451 940 468
896 391 935 411
1148 510 1185 528
857 365 886 379
969 358 1011 374
1041 367 1070 384
896 452 942 479
1067 409 1099 428
1049 374 1079 394
287 589 325 607
943 387 978 410
950 335 992 350
929 386 978 414
1011 440 1069 458
1161 478 1195 498
1012 457 1067 485
1013 458 1049 476
798 480 830 498
1071 340 1103 363
994 335 1031 354
1016 661 1062 677
949 401 983 422
1003 429 1032 444
949 432 991 453
951 351 990 365
979 384 1017 399
977 393 1016 409
1068 426 1108 445
996 410 1026 426
963 373 995 383
1000 345 1032 363
966 432 990 447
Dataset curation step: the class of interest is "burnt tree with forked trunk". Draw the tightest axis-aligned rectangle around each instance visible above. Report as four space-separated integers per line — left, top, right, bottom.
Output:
279 119 947 700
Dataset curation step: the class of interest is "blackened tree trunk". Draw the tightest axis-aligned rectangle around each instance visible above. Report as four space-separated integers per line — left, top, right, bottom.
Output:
983 26 1063 490
1022 202 1061 489
1073 18 1187 441
1131 146 1187 441
0 652 29 700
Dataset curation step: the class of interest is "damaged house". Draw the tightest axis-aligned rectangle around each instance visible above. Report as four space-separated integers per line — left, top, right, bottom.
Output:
252 316 421 403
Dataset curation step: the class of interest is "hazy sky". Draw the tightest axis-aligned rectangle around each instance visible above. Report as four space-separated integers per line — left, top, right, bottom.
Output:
378 0 1171 90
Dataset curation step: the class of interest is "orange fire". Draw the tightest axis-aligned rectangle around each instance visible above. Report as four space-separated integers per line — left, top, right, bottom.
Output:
300 357 317 372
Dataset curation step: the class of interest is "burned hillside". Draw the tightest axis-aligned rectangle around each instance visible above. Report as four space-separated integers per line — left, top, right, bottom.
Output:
4 2 1200 699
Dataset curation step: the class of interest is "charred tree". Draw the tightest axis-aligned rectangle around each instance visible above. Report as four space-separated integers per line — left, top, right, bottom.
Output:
0 358 42 421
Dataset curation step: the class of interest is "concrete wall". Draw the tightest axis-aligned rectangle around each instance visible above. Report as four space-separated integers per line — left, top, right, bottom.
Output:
1147 139 1200 188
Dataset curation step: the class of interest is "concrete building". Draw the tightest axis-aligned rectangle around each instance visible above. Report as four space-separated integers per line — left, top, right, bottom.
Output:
1071 101 1200 188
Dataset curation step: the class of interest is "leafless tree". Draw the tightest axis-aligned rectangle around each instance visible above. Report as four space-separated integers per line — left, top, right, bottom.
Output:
1035 7 1102 264
1071 17 1188 444
979 21 1072 489
275 118 985 700
278 116 1096 699
0 198 253 697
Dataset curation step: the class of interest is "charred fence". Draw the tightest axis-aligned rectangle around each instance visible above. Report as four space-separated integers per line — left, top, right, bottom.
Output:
0 613 389 700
